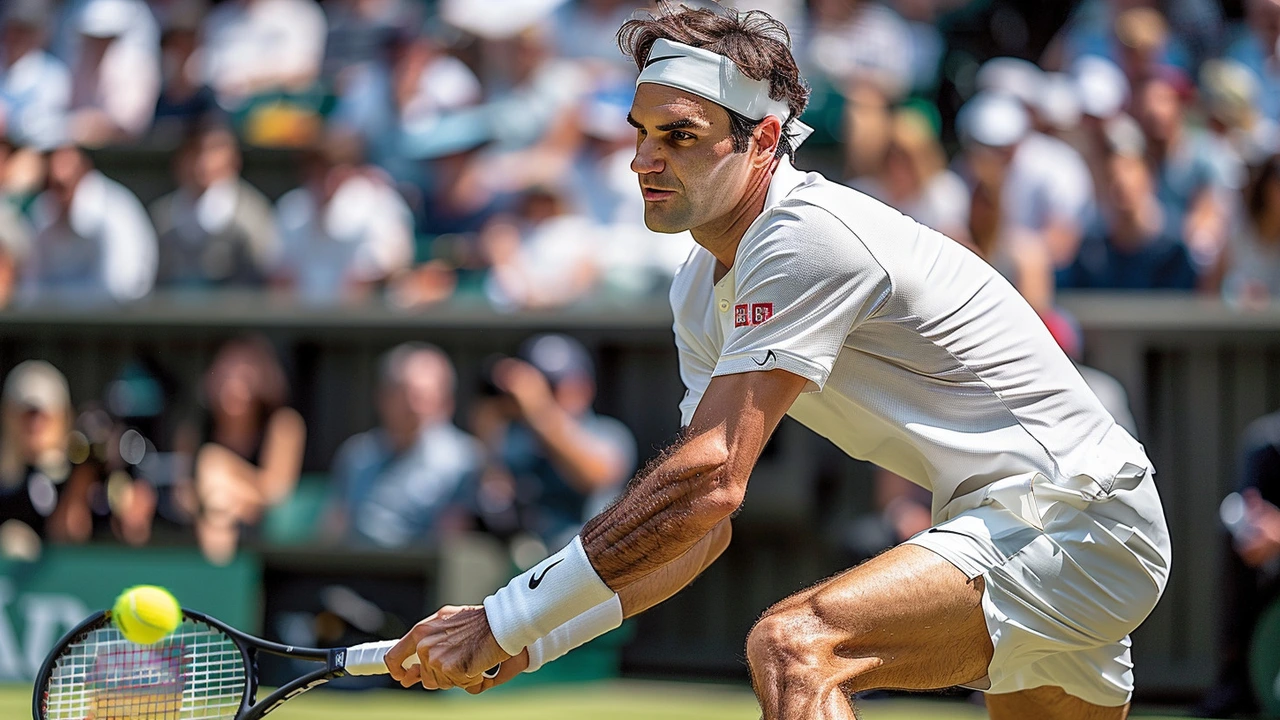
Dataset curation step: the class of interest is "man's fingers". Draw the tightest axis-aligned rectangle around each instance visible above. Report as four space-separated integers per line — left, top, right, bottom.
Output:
384 630 423 681
397 664 421 689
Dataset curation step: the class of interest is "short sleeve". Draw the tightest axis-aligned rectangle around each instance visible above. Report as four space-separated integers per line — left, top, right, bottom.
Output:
713 204 892 392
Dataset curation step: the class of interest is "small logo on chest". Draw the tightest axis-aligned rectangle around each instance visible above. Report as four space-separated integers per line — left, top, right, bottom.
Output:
734 303 774 327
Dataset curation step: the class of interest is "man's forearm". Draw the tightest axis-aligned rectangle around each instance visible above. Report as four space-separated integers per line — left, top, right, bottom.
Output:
618 520 731 617
580 431 742 588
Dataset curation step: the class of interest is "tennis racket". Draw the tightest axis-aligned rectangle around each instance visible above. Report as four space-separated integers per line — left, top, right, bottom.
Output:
34 607 499 719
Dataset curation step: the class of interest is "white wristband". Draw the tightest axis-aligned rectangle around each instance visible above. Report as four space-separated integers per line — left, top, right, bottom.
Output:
483 536 616 656
524 594 623 673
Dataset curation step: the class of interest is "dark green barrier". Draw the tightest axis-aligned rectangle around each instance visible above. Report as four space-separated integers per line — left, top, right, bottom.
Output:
0 546 259 682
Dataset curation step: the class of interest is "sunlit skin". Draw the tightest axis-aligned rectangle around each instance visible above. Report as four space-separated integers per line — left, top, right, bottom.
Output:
627 83 783 273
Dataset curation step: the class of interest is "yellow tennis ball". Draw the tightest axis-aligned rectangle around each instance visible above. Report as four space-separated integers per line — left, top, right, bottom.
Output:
112 586 182 645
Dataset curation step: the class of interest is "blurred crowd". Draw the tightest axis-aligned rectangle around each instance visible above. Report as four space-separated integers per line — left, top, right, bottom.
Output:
0 333 635 571
0 0 1276 310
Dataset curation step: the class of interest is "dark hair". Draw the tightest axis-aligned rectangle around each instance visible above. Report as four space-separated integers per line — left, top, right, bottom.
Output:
618 2 810 159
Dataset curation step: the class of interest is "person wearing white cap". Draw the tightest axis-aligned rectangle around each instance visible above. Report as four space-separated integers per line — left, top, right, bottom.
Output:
0 0 72 150
0 360 77 550
958 87 1096 273
66 0 160 145
386 7 1170 720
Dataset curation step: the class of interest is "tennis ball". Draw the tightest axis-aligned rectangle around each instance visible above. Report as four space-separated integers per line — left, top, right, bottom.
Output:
112 586 182 645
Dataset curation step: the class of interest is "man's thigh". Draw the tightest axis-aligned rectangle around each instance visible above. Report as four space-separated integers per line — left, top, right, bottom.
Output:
987 686 1129 720
748 543 994 696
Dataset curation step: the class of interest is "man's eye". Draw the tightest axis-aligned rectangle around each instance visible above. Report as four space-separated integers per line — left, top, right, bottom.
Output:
670 131 695 142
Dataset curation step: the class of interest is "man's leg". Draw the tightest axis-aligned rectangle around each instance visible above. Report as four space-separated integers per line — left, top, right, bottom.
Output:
987 686 1128 720
746 544 992 720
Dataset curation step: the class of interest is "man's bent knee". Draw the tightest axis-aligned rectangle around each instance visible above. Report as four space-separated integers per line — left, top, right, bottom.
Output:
746 601 881 692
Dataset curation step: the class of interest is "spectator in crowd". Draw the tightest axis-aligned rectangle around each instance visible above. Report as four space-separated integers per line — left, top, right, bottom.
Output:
0 0 71 150
0 361 79 556
966 69 1096 270
175 335 305 565
202 0 327 142
332 25 482 181
1224 0 1280 124
0 140 31 308
273 129 414 304
327 343 481 549
1199 58 1276 170
803 0 920 100
953 94 1056 311
1072 54 1133 203
481 187 602 311
1132 69 1240 273
1044 0 1221 74
23 144 157 305
1215 153 1280 306
839 79 893 183
1197 409 1280 718
1057 115 1199 291
850 107 971 246
66 0 161 146
150 123 280 289
152 0 215 134
470 334 635 548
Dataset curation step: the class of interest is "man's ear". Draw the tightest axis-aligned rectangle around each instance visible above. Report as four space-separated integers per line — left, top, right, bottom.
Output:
752 116 783 166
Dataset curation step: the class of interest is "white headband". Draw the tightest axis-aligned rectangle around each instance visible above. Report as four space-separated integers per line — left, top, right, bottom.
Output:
636 39 815 148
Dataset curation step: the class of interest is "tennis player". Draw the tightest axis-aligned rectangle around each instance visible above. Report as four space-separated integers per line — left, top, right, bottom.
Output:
387 5 1171 719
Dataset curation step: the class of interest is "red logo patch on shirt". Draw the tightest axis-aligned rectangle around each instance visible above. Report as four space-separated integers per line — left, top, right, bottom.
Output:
751 303 774 324
734 304 750 327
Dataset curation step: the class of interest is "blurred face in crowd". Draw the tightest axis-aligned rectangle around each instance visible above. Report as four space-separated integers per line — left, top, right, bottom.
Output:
1248 0 1280 54
1135 78 1182 146
1107 153 1154 224
46 147 91 208
205 343 281 425
379 350 452 441
628 84 758 235
1 21 43 64
193 129 241 190
842 81 891 179
13 402 63 460
965 143 1016 190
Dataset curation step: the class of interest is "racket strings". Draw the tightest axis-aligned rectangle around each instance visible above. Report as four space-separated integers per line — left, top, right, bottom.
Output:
42 617 246 719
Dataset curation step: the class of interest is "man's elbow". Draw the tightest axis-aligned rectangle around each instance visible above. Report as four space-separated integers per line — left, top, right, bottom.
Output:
694 465 747 527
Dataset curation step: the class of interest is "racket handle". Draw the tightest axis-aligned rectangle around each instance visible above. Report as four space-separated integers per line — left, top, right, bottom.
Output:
342 640 501 680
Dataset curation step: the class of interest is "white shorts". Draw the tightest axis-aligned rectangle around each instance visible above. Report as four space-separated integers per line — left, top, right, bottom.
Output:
905 466 1171 707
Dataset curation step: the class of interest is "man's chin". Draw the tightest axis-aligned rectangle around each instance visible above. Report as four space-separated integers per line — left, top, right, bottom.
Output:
642 210 692 234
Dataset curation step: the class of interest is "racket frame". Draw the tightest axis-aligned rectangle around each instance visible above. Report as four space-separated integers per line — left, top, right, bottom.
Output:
33 608 361 720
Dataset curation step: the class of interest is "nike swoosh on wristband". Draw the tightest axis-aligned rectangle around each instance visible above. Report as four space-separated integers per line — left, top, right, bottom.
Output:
753 350 776 368
528 559 565 590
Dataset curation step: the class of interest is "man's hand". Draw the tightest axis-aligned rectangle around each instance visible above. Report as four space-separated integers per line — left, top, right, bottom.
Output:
384 606 513 690
1238 489 1280 568
492 359 556 420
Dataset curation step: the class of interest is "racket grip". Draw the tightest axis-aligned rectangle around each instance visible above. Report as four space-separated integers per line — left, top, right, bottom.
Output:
341 640 501 680
343 640 413 676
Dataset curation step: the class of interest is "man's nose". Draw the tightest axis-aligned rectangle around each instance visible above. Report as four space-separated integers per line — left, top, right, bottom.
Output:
631 137 664 175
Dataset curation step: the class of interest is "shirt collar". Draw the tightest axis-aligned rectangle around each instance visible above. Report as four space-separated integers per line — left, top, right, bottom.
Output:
763 156 807 213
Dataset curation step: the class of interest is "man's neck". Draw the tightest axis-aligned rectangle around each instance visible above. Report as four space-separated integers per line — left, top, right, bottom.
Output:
692 161 777 278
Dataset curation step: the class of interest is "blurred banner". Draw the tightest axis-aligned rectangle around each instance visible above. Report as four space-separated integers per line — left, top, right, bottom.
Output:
0 546 259 682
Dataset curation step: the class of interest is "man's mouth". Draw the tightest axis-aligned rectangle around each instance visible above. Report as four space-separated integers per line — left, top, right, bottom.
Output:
642 188 676 201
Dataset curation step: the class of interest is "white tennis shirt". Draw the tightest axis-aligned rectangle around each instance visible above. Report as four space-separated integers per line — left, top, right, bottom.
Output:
671 158 1152 517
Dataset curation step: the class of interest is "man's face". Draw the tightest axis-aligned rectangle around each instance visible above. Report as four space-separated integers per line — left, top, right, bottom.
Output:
1135 79 1181 144
627 83 755 234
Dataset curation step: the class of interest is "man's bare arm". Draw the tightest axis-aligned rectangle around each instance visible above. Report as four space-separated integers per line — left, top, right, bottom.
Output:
581 368 807 588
